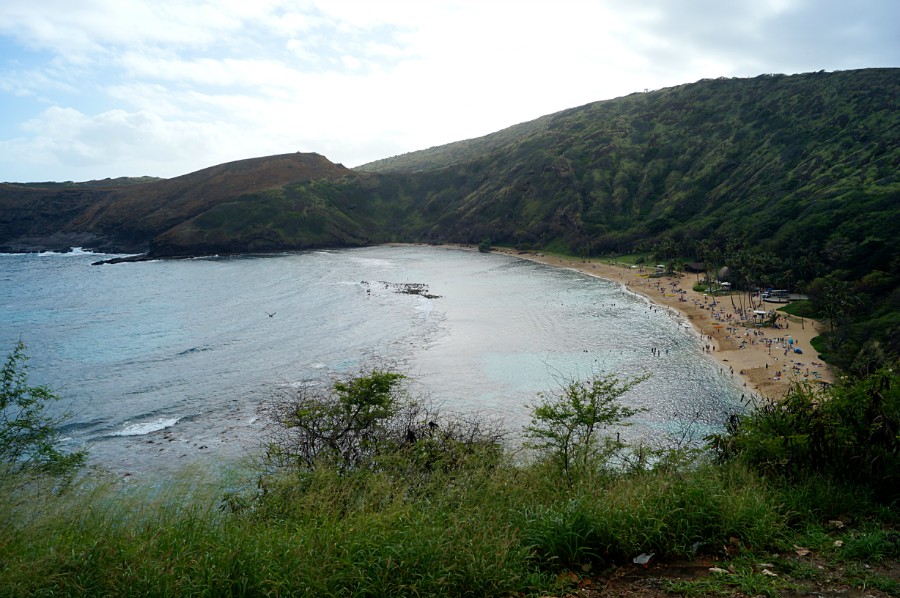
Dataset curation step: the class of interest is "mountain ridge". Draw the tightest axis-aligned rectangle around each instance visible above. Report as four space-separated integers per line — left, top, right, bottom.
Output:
3 69 896 262
0 152 353 253
2 67 897 370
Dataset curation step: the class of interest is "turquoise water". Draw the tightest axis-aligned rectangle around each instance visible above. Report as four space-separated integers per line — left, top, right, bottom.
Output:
1 245 744 475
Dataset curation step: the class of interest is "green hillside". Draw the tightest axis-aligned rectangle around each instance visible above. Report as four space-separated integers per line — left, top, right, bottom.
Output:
1 69 897 370
360 69 897 266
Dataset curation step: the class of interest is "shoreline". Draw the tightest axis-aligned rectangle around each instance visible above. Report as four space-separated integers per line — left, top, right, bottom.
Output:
88 240 832 400
485 247 834 400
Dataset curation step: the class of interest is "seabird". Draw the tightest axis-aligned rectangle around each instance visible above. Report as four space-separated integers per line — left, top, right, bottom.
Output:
265 312 276 318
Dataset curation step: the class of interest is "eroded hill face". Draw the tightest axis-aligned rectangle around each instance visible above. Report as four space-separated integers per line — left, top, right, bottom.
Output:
0 153 355 254
1 69 898 263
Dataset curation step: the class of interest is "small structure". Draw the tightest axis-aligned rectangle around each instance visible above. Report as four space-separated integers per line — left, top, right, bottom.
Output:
762 290 791 303
684 262 705 273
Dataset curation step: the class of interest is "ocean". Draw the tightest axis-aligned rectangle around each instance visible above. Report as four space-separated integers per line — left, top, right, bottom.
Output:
1 245 744 476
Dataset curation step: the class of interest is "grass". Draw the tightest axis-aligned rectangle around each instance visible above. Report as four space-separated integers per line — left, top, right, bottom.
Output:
665 555 803 597
776 299 819 319
3 456 896 597
3 364 898 596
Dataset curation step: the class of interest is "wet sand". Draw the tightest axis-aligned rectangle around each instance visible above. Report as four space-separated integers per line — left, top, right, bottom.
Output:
490 248 834 400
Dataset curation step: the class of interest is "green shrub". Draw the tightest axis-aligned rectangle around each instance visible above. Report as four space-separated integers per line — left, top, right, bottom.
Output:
709 368 900 500
0 341 86 478
262 368 507 482
263 369 407 471
525 373 648 486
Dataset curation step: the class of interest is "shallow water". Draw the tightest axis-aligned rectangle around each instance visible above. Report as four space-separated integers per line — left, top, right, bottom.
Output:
1 245 744 476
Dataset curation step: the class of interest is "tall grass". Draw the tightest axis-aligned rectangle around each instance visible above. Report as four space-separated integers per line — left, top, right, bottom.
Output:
517 462 785 568
0 456 806 597
4 368 896 595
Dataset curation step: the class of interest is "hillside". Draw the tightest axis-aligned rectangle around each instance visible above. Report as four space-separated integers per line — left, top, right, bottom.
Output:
360 69 897 265
1 69 897 369
0 152 354 253
356 116 551 174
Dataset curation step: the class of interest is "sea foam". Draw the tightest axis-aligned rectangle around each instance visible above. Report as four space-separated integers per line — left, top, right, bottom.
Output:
113 417 180 436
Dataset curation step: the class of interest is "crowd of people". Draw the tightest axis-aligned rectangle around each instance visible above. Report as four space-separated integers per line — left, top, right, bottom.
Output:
491 248 834 399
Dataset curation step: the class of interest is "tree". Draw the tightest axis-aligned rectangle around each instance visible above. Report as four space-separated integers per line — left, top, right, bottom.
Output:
265 369 406 471
694 238 713 285
806 275 861 333
526 373 648 485
1 341 86 478
263 369 506 474
653 239 678 274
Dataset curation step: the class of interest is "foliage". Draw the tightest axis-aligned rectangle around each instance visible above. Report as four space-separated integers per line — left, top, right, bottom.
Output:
2 368 899 596
526 373 648 485
263 369 406 471
262 369 505 476
805 275 862 333
708 368 900 500
0 341 86 478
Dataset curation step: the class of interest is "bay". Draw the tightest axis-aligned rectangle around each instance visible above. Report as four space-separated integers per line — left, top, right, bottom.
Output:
1 245 744 476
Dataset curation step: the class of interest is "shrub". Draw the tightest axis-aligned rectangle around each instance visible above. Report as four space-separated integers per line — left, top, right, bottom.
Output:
1 341 86 478
525 373 648 485
261 368 506 477
708 368 899 500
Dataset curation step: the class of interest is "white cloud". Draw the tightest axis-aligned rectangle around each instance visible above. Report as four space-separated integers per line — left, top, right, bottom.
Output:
0 0 243 54
0 106 247 179
0 0 897 181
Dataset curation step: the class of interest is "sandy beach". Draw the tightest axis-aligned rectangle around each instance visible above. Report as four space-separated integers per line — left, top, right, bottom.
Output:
491 248 834 400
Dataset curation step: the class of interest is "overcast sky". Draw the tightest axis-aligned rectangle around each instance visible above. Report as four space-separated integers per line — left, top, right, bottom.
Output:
0 0 897 182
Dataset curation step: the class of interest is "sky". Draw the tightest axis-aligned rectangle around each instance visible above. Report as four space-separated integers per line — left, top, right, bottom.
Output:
0 0 897 182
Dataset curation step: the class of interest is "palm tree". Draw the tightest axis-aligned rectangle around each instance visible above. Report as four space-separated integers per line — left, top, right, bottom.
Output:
654 239 678 275
694 239 712 285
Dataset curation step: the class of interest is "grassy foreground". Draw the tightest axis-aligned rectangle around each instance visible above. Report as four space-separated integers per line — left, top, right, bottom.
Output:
1 458 897 597
2 365 897 596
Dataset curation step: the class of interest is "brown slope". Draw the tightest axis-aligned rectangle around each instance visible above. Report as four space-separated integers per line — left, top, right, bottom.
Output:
0 152 353 253
0 184 115 252
70 152 352 244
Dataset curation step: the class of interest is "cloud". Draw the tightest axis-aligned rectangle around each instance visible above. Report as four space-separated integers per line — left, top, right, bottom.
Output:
0 106 245 179
0 0 897 181
0 0 244 55
603 0 900 76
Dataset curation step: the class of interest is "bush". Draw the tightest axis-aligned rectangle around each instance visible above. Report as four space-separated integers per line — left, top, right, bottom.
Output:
1 341 85 478
525 373 648 485
708 368 900 501
261 368 506 476
262 369 407 471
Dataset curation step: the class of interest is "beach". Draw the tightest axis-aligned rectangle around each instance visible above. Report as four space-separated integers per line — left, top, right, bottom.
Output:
493 249 834 400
